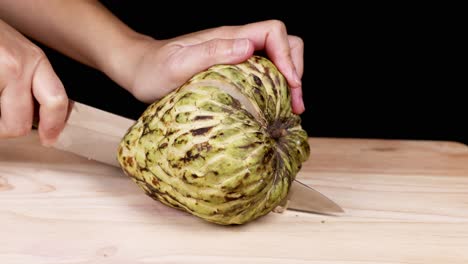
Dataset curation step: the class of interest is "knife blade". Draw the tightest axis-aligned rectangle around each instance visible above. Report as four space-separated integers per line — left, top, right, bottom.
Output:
52 100 344 215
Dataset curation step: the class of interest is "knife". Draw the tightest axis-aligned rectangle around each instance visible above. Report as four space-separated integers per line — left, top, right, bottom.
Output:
50 100 344 215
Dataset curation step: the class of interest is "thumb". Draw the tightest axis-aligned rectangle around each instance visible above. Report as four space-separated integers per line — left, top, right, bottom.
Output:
177 38 254 75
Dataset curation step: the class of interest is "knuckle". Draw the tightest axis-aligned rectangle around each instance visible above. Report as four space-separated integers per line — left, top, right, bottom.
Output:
28 44 46 61
45 94 68 111
0 43 46 81
290 35 304 47
6 124 31 138
204 39 221 57
268 19 287 33
0 46 23 79
165 58 184 82
130 88 146 102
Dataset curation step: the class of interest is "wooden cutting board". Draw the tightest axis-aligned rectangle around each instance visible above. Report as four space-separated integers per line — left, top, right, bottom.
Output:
1 131 467 264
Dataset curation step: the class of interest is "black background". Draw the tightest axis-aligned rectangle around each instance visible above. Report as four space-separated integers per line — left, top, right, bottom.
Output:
38 2 466 144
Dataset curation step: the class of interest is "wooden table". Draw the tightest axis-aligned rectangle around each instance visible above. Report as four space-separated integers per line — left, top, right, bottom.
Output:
1 131 468 264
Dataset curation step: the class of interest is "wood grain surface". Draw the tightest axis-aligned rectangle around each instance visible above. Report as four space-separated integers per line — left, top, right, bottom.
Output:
1 131 468 264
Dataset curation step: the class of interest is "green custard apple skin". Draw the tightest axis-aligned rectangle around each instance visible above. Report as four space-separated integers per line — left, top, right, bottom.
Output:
117 56 310 225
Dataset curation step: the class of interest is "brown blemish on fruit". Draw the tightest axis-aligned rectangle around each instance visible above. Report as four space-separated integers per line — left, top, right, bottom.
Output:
194 115 214 120
158 142 168 149
191 126 214 136
253 75 262 86
127 157 134 167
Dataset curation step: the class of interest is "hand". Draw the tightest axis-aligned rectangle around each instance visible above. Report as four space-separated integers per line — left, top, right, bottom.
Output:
125 20 305 114
0 19 68 145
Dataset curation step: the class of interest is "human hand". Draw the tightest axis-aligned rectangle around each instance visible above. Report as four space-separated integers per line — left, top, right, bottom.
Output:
0 19 68 146
123 20 305 114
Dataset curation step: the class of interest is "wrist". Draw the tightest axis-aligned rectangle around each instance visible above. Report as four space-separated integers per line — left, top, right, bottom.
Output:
99 32 161 93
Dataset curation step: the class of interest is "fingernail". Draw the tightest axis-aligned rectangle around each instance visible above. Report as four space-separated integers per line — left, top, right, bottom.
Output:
42 140 53 147
233 39 249 56
299 97 305 112
297 88 305 113
292 86 304 114
41 134 58 147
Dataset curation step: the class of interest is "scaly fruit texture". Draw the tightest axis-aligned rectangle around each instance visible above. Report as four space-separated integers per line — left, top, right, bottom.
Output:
117 56 310 225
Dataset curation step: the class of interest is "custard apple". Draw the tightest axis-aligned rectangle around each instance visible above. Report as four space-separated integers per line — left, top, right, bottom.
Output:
117 56 310 225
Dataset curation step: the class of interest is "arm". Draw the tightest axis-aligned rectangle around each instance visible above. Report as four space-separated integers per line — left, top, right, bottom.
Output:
0 0 304 145
0 0 150 88
1 1 304 109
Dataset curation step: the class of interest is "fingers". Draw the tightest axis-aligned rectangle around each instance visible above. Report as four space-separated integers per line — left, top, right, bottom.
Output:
229 20 305 114
32 58 69 146
290 85 304 114
173 38 254 78
129 19 306 115
288 35 304 78
0 81 34 139
235 20 302 88
264 22 302 89
0 38 33 138
0 20 68 144
288 35 305 114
